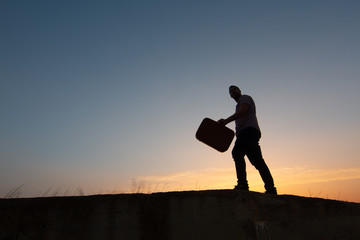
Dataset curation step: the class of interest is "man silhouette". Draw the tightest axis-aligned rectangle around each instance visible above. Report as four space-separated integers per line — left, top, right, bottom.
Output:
218 86 277 194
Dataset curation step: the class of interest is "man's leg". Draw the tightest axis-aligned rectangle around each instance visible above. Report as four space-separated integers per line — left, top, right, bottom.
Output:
244 128 277 194
232 139 249 190
247 144 276 193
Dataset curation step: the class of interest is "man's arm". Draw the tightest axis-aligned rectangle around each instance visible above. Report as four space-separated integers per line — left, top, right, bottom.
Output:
218 103 249 125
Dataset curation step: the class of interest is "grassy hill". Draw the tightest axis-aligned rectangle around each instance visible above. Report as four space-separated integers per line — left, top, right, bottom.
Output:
1 190 360 240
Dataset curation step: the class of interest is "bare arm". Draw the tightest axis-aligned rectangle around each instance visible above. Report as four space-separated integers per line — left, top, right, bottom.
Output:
218 103 249 125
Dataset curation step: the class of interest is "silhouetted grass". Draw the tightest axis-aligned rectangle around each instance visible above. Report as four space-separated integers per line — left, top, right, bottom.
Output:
3 184 86 198
130 178 169 194
4 184 25 198
3 183 347 203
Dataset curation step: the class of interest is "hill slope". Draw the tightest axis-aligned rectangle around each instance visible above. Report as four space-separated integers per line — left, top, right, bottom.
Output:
1 190 360 240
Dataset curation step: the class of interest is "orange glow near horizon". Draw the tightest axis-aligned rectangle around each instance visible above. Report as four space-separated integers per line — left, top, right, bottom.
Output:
128 167 360 203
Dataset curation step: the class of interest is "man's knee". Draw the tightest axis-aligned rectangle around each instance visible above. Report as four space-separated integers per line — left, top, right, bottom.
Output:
252 160 267 171
231 147 238 158
247 151 267 170
232 145 244 158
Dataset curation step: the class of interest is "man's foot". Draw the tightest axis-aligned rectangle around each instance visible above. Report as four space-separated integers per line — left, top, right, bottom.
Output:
234 184 249 191
265 187 277 195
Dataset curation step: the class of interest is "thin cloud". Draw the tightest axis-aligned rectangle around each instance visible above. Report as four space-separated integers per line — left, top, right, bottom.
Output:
135 167 360 191
273 167 360 185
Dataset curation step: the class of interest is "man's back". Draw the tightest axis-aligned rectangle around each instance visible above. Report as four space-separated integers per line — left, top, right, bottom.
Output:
235 94 260 134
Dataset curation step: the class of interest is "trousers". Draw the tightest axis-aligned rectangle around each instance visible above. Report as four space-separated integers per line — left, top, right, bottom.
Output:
232 127 275 191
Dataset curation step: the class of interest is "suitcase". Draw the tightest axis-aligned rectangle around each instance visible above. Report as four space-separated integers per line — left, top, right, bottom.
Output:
196 118 235 152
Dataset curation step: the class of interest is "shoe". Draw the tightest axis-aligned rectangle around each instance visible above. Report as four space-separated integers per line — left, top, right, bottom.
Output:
265 187 277 195
234 185 249 191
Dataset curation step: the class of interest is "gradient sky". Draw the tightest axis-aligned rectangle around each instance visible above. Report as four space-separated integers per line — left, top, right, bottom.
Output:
1 1 360 202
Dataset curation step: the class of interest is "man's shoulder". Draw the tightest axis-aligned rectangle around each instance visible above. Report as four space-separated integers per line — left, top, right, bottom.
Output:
240 94 253 103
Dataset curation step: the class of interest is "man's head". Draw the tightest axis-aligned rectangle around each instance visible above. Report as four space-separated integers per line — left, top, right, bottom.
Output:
229 85 241 102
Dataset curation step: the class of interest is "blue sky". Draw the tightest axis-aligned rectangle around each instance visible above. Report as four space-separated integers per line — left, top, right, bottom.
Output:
1 1 360 201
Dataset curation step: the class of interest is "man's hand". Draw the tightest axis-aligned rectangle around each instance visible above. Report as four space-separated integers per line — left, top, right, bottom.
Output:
218 119 227 125
219 103 249 126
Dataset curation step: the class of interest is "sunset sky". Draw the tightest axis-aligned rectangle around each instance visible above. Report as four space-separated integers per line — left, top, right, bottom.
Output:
1 1 360 202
